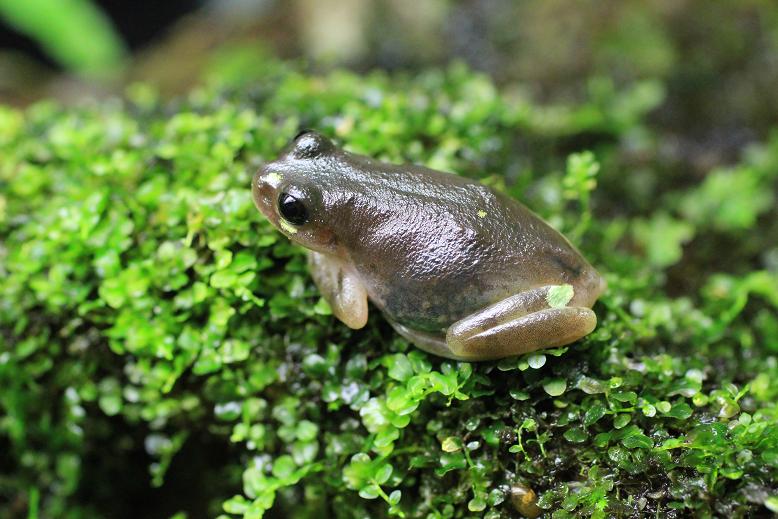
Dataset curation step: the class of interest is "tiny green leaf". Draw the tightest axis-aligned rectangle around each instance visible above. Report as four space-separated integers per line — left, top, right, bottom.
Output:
546 284 574 308
441 436 462 452
543 378 567 396
584 403 607 426
621 433 653 449
564 428 587 443
271 455 296 480
527 354 547 369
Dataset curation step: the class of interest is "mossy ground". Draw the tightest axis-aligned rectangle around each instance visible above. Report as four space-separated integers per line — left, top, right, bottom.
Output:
1 55 777 518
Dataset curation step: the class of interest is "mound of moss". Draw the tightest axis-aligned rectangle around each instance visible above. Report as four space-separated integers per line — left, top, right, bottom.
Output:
1 57 777 518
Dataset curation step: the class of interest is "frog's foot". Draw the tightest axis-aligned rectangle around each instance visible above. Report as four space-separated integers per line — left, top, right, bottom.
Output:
445 285 597 361
308 251 368 329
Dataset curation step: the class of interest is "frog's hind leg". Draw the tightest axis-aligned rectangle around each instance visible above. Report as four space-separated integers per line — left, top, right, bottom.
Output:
387 320 462 360
445 285 597 361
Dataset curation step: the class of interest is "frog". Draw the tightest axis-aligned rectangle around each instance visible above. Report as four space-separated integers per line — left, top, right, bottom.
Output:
251 130 606 361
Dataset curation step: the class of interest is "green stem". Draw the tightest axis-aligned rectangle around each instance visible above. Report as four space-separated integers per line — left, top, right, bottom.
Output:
370 480 405 517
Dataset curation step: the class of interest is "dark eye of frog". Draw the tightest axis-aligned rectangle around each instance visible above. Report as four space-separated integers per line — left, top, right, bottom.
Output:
278 192 309 226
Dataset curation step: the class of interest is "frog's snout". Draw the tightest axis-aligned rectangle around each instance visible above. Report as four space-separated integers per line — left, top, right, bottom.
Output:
251 166 279 222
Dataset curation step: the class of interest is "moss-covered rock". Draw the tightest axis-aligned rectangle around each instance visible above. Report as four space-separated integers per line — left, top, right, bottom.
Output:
1 57 776 518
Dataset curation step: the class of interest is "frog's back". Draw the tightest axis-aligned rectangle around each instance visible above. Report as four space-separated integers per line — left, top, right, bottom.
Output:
335 156 602 334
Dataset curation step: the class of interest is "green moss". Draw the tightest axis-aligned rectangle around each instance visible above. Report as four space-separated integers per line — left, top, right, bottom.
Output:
1 58 777 518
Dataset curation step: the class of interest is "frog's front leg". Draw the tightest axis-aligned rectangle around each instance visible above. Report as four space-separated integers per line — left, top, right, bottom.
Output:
445 285 597 361
308 251 368 329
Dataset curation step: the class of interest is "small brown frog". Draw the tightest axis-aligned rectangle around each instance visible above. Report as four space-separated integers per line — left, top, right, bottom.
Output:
252 131 605 360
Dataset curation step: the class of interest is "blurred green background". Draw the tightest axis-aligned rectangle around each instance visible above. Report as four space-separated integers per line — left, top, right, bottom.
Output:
0 0 776 134
1 1 778 518
4 0 778 174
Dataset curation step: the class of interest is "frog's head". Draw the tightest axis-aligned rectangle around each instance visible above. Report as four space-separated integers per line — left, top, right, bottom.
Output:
252 130 344 255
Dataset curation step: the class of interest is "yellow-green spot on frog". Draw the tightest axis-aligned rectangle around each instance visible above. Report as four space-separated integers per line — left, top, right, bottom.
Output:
251 131 606 361
278 219 298 235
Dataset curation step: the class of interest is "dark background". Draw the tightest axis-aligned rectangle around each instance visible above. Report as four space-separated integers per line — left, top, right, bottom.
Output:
0 0 199 67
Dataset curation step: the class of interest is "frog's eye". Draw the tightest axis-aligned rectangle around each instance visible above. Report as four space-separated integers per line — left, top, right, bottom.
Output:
277 191 309 226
